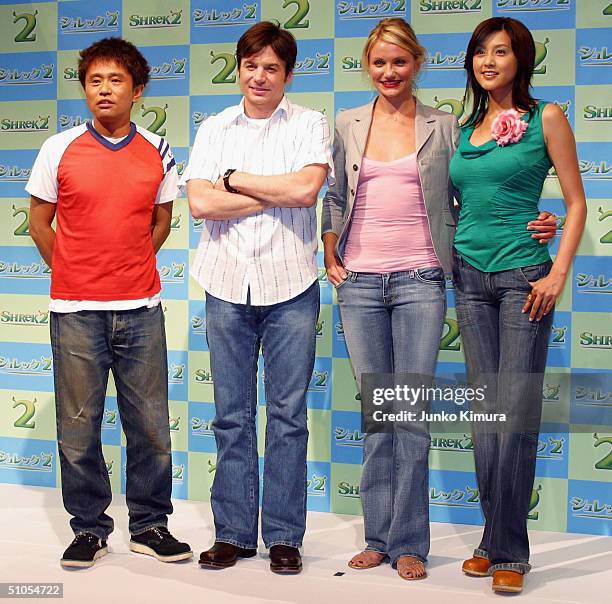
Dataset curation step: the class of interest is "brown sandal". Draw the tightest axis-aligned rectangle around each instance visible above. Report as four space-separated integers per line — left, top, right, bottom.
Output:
397 556 427 580
348 550 386 570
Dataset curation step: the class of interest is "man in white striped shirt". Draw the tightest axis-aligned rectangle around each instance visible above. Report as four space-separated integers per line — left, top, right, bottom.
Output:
182 22 333 574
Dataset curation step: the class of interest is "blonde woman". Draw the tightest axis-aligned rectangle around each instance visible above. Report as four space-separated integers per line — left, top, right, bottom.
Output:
322 18 556 581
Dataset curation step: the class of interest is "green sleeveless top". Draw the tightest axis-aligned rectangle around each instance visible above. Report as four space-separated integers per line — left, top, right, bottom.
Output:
449 101 552 272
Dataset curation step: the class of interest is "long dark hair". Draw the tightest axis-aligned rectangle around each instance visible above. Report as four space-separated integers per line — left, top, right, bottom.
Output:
463 17 537 127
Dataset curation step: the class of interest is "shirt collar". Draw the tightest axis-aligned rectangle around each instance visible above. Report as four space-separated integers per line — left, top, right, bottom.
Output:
236 95 290 123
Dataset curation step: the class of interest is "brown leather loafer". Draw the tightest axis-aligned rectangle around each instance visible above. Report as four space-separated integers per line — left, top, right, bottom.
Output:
198 542 257 569
462 556 491 577
269 545 302 574
492 570 524 593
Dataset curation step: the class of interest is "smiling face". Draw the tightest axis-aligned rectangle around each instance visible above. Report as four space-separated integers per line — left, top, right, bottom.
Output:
84 59 143 131
472 29 518 97
367 40 419 102
238 45 292 119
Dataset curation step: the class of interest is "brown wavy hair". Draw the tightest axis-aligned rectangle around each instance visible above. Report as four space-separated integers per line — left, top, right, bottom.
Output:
236 21 297 75
463 17 537 127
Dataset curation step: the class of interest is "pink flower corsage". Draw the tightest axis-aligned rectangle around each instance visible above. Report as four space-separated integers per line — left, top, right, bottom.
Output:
491 109 528 146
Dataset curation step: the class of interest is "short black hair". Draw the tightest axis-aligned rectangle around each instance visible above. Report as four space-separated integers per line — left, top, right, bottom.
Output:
78 37 150 88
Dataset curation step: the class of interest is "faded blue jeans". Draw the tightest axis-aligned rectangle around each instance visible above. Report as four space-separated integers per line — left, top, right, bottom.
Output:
336 268 447 567
205 281 319 549
452 251 553 574
51 305 173 540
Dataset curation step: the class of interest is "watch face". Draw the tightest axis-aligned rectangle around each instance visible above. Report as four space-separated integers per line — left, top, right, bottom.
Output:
223 169 237 193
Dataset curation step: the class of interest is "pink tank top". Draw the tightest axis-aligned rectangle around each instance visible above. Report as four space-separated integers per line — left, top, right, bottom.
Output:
343 153 441 272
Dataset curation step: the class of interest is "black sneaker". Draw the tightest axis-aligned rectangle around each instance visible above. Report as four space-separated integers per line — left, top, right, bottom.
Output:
130 526 193 562
60 533 108 568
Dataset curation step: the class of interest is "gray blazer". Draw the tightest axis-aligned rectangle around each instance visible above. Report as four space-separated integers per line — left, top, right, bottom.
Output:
321 98 460 273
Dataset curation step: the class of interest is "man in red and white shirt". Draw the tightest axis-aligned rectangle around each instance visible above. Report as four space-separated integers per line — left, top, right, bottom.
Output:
27 37 191 569
183 22 333 574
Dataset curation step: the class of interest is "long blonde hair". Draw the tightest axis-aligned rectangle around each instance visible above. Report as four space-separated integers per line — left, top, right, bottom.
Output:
362 18 427 72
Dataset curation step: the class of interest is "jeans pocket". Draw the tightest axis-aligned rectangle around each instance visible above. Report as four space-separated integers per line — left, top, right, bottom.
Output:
415 267 445 285
518 260 553 287
334 270 352 289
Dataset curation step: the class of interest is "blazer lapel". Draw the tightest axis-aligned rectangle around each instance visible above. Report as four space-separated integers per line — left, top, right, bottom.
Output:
415 99 436 156
351 101 374 157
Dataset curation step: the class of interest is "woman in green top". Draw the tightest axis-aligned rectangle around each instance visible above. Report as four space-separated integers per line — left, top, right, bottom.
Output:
449 17 586 595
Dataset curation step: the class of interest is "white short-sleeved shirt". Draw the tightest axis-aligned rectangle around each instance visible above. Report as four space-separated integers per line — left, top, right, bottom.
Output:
26 122 178 312
182 96 333 306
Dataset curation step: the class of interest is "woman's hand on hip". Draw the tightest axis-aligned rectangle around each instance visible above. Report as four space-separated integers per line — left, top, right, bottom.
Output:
325 253 348 287
527 211 558 244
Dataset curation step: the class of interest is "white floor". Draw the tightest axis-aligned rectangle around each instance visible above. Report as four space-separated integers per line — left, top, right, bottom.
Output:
0 484 610 604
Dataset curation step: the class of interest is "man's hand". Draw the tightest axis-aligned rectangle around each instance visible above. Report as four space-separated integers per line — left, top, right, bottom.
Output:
29 196 56 267
213 176 225 192
229 165 328 208
151 201 173 253
187 178 267 220
528 211 558 244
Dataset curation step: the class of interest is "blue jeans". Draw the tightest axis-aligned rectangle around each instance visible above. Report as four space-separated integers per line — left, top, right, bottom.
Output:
452 251 553 574
336 268 447 567
205 281 319 549
50 305 173 540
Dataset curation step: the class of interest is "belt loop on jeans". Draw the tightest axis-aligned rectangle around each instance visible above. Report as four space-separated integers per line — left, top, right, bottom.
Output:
452 248 462 268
